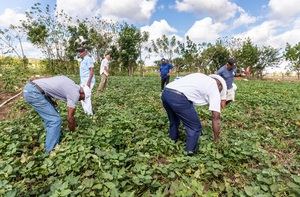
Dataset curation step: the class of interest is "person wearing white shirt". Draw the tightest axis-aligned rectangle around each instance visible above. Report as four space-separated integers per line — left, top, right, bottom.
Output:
161 73 227 155
97 53 111 92
78 48 95 115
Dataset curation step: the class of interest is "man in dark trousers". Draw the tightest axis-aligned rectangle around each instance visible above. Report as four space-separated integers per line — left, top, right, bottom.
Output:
161 73 227 155
23 75 91 153
159 58 173 91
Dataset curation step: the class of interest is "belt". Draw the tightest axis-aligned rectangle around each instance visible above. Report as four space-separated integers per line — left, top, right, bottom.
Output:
29 80 58 108
164 88 184 96
29 80 46 95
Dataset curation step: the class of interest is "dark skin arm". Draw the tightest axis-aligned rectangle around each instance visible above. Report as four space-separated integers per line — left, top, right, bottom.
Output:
67 107 77 131
221 100 226 109
211 111 221 142
87 67 94 88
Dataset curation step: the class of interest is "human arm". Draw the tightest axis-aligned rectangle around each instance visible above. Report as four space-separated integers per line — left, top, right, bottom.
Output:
211 111 221 142
87 67 94 88
168 64 173 76
221 100 226 109
67 107 77 131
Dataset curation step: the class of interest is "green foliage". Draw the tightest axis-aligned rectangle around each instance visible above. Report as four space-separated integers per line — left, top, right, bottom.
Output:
0 57 29 92
255 46 281 78
285 42 300 79
0 76 299 196
117 24 144 75
201 41 230 73
236 38 259 71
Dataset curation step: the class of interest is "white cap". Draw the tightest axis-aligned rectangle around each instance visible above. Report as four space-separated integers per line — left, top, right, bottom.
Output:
209 74 227 100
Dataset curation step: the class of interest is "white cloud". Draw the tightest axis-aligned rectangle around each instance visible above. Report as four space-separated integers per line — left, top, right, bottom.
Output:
269 0 300 19
140 19 177 40
233 11 256 28
235 20 279 45
56 0 98 19
99 0 157 23
0 8 26 27
22 41 43 59
185 17 227 43
268 28 300 48
234 18 300 50
175 0 238 21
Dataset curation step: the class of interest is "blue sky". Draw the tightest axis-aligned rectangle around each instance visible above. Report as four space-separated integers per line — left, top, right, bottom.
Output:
0 0 300 69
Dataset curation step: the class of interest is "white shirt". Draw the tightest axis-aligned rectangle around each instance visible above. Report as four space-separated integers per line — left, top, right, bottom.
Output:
100 58 109 75
166 73 221 113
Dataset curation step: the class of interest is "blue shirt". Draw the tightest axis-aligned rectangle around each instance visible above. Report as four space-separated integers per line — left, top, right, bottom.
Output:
80 55 95 85
160 63 173 79
217 65 236 89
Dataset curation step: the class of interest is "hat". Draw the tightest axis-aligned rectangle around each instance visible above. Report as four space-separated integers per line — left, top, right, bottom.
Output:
161 58 166 62
209 74 227 100
76 47 86 53
81 84 91 100
227 57 236 66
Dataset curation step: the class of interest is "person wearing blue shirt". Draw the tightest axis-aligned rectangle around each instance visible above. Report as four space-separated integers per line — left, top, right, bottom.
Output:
217 57 237 108
159 58 173 91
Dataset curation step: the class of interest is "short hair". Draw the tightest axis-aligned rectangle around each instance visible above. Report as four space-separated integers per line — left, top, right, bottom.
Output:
227 57 236 66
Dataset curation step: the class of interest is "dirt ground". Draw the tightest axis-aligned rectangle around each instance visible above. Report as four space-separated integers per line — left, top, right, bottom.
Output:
0 92 22 120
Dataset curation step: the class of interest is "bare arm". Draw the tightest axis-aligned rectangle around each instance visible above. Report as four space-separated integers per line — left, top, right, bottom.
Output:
67 107 77 131
87 67 94 88
221 100 226 109
211 111 221 142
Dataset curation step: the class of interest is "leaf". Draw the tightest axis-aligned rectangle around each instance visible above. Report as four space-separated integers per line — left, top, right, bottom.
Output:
292 175 300 184
104 182 116 189
60 189 72 196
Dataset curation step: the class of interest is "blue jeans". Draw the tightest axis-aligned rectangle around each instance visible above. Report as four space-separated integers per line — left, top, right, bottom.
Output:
161 89 202 152
23 83 61 153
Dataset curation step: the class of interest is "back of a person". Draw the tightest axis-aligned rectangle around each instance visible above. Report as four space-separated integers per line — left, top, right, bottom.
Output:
34 76 79 102
166 73 218 106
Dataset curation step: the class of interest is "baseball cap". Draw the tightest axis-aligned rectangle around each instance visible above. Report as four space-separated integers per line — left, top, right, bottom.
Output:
209 74 227 100
76 47 86 53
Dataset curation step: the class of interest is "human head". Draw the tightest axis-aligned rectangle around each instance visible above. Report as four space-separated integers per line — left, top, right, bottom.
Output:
161 58 166 63
226 57 236 70
105 53 111 60
209 74 227 100
77 47 88 58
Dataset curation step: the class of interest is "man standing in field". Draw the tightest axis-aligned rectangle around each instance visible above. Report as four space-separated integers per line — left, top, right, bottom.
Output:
97 53 111 92
217 57 237 108
161 73 227 155
23 75 91 153
78 47 95 115
159 58 173 91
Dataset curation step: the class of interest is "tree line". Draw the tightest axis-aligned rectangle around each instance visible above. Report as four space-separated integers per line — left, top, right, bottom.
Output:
0 3 300 79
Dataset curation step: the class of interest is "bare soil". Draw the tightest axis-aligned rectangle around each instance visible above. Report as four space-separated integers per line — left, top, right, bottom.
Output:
0 92 21 120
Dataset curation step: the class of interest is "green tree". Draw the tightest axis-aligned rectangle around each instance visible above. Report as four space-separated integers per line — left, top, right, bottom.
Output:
255 46 281 79
117 23 143 76
285 42 300 79
201 41 230 73
22 3 72 73
151 35 178 61
0 25 28 68
235 38 259 77
177 36 198 72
